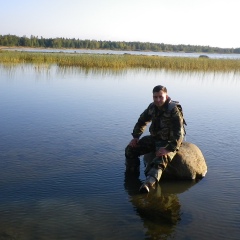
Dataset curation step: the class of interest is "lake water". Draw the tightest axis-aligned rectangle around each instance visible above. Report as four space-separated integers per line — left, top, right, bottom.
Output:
4 47 240 59
0 64 240 240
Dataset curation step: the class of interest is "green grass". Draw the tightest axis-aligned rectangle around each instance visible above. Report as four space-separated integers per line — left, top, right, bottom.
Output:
0 50 240 72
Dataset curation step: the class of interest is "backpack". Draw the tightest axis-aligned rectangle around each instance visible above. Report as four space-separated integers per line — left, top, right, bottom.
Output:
168 100 187 135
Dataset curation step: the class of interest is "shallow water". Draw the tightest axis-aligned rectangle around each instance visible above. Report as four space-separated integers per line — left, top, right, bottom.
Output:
4 47 240 59
0 65 240 239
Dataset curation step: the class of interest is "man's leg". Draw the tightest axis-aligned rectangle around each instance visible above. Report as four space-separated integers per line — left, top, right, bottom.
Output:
140 151 176 193
125 136 155 173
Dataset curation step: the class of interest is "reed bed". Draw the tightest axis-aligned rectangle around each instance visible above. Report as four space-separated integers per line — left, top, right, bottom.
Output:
0 50 240 72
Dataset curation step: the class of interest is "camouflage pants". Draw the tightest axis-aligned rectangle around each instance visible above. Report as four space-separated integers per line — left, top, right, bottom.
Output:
125 135 176 175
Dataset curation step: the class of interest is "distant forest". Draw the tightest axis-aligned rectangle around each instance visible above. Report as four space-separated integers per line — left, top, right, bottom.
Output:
1 34 240 54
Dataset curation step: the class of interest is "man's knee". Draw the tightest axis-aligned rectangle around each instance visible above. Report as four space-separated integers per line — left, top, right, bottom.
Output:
125 145 137 159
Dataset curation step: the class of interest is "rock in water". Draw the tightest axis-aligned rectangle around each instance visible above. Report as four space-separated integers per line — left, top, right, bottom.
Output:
144 142 207 180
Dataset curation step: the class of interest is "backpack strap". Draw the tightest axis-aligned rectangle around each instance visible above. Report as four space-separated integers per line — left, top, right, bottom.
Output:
167 100 187 126
168 100 187 137
168 100 178 112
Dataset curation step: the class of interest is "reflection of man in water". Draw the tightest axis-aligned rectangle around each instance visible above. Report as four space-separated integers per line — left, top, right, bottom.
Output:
125 85 185 193
124 171 198 239
124 171 182 239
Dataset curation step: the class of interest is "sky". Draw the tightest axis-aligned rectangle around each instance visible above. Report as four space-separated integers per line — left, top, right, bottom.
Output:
0 0 239 48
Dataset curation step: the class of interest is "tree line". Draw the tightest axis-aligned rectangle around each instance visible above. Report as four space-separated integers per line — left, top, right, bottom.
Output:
1 34 240 54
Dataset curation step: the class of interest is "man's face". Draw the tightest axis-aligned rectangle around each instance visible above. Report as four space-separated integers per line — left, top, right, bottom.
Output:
153 90 168 107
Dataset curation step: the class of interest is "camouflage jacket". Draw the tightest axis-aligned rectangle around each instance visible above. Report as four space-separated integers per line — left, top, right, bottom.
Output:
131 98 184 152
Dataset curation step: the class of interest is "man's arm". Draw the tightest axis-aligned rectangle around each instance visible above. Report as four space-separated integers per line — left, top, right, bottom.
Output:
131 106 152 139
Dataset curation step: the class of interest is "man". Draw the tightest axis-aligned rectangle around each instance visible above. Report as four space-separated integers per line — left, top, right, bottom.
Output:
125 85 185 193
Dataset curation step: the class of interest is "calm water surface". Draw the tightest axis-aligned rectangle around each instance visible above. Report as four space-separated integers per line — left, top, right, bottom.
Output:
4 47 240 59
0 65 240 240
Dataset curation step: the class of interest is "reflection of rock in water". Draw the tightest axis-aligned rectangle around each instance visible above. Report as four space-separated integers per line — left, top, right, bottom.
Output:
124 172 199 239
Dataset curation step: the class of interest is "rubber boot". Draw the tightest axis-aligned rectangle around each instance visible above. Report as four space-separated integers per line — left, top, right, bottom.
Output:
125 158 140 174
147 167 163 181
139 175 157 193
139 168 163 193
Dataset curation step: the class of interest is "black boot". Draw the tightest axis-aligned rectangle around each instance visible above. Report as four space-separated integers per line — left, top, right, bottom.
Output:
139 168 163 193
139 176 157 193
125 158 140 173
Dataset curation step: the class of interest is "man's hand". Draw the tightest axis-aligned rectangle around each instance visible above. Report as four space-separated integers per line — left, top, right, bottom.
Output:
129 138 139 148
155 147 170 157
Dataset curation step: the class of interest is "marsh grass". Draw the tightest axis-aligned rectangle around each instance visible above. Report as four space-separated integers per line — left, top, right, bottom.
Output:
1 50 240 72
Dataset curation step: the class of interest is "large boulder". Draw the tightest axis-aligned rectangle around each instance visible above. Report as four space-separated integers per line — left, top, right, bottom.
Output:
144 141 207 180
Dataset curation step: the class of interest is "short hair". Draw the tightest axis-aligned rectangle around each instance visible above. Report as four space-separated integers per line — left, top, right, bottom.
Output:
152 85 167 93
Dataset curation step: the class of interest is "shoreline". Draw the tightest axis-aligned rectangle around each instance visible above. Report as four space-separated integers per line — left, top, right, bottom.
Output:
1 46 239 56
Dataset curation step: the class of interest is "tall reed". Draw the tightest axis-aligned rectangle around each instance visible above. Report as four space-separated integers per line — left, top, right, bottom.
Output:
0 50 240 72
